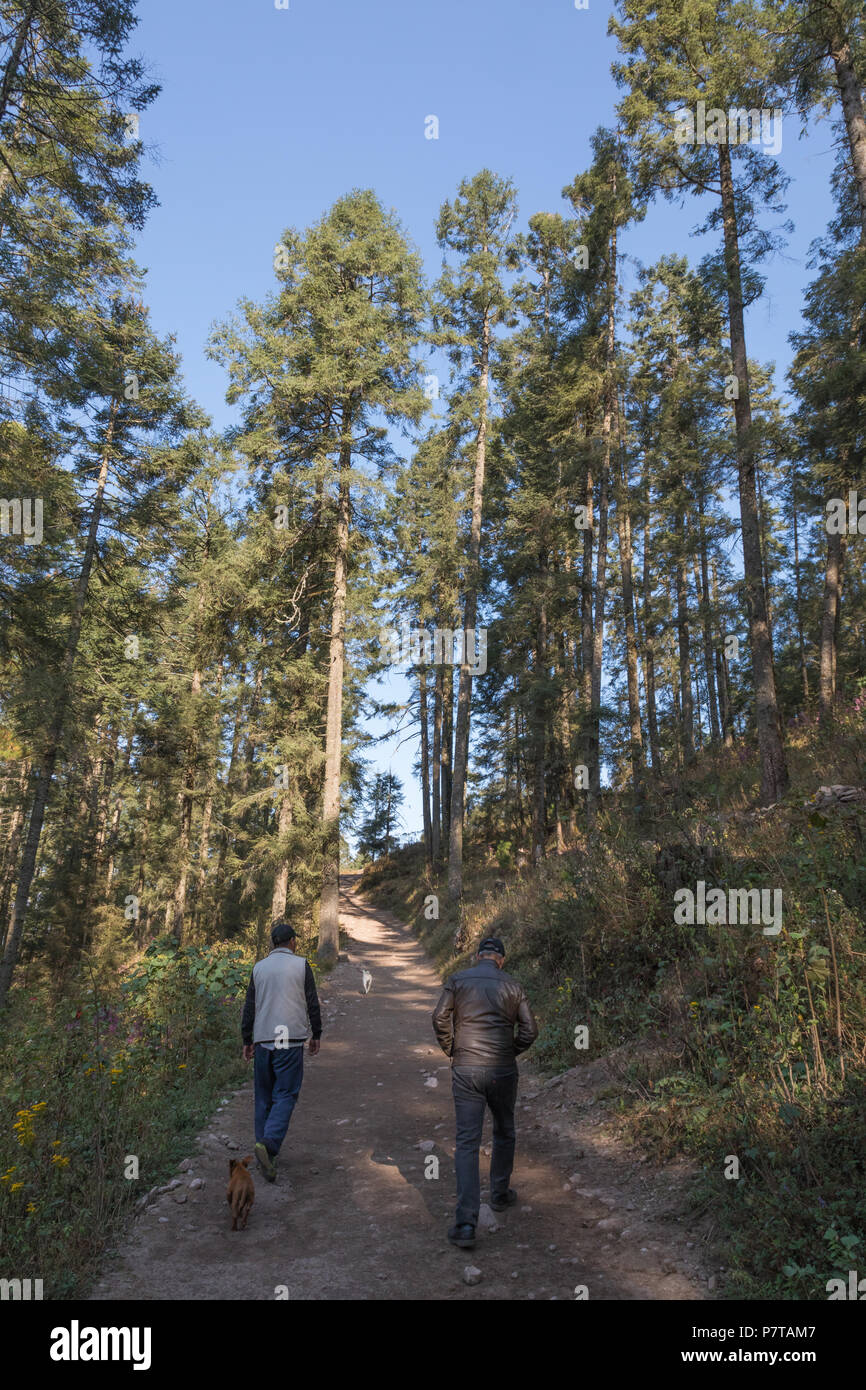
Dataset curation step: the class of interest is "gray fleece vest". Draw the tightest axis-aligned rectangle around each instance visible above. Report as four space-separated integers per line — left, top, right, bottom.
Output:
252 948 310 1046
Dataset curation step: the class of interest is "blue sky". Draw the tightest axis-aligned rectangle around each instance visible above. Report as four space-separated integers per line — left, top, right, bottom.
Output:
130 0 841 840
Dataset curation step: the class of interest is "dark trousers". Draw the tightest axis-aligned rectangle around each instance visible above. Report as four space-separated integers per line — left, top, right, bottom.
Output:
254 1043 304 1156
451 1065 518 1227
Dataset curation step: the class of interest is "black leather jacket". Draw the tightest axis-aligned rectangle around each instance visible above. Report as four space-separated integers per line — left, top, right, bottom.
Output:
432 959 539 1067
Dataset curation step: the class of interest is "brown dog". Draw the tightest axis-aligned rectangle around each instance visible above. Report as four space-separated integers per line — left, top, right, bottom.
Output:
226 1155 255 1231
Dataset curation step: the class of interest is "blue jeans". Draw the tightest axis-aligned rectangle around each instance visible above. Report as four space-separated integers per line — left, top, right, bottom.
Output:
451 1065 518 1227
254 1044 304 1156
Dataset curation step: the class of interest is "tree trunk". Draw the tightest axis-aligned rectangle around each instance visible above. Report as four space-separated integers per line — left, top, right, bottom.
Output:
711 560 735 748
448 309 490 903
513 703 525 840
0 7 33 130
216 674 247 895
271 790 293 921
193 663 224 933
103 722 136 895
135 782 153 944
586 197 618 829
696 523 721 743
674 520 695 765
692 559 716 744
441 665 453 850
555 616 576 842
431 664 442 863
0 761 30 954
194 788 214 929
170 692 202 940
717 140 788 803
220 656 263 937
832 39 866 244
791 469 809 705
819 527 845 715
587 436 609 830
531 572 548 864
640 465 662 774
579 432 595 757
79 723 121 936
418 665 433 872
756 464 780 713
615 414 643 797
670 642 683 773
317 423 352 963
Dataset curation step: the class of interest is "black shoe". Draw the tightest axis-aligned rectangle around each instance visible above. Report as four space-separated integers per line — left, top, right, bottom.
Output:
448 1222 476 1249
490 1188 517 1212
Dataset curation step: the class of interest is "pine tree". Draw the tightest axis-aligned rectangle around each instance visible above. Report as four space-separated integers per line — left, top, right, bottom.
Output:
495 210 580 859
210 190 426 964
789 160 866 714
356 771 404 861
769 0 866 243
563 130 643 825
611 0 791 803
434 169 520 905
0 1 157 220
0 292 201 1005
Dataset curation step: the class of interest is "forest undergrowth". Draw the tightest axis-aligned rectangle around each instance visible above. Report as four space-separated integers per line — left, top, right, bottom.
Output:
362 706 866 1299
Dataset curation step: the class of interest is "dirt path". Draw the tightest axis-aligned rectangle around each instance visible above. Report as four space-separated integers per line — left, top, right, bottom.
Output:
90 877 714 1301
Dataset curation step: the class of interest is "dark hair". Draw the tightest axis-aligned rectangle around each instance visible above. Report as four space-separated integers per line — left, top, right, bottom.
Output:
271 920 297 946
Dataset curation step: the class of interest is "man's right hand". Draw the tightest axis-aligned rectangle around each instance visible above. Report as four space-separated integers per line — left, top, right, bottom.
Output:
243 1044 254 1062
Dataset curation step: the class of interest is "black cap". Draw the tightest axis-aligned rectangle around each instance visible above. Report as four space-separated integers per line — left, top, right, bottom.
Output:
478 936 505 957
271 920 297 946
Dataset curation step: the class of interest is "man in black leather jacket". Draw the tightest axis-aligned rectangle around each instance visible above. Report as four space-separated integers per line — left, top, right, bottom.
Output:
432 936 538 1249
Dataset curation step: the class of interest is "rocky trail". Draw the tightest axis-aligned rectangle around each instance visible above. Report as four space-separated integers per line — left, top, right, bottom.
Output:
91 876 718 1301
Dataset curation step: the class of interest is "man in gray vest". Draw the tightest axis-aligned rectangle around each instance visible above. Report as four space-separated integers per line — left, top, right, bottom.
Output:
241 920 322 1182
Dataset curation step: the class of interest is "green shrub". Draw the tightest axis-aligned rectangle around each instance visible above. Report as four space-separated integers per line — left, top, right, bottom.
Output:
0 939 251 1296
